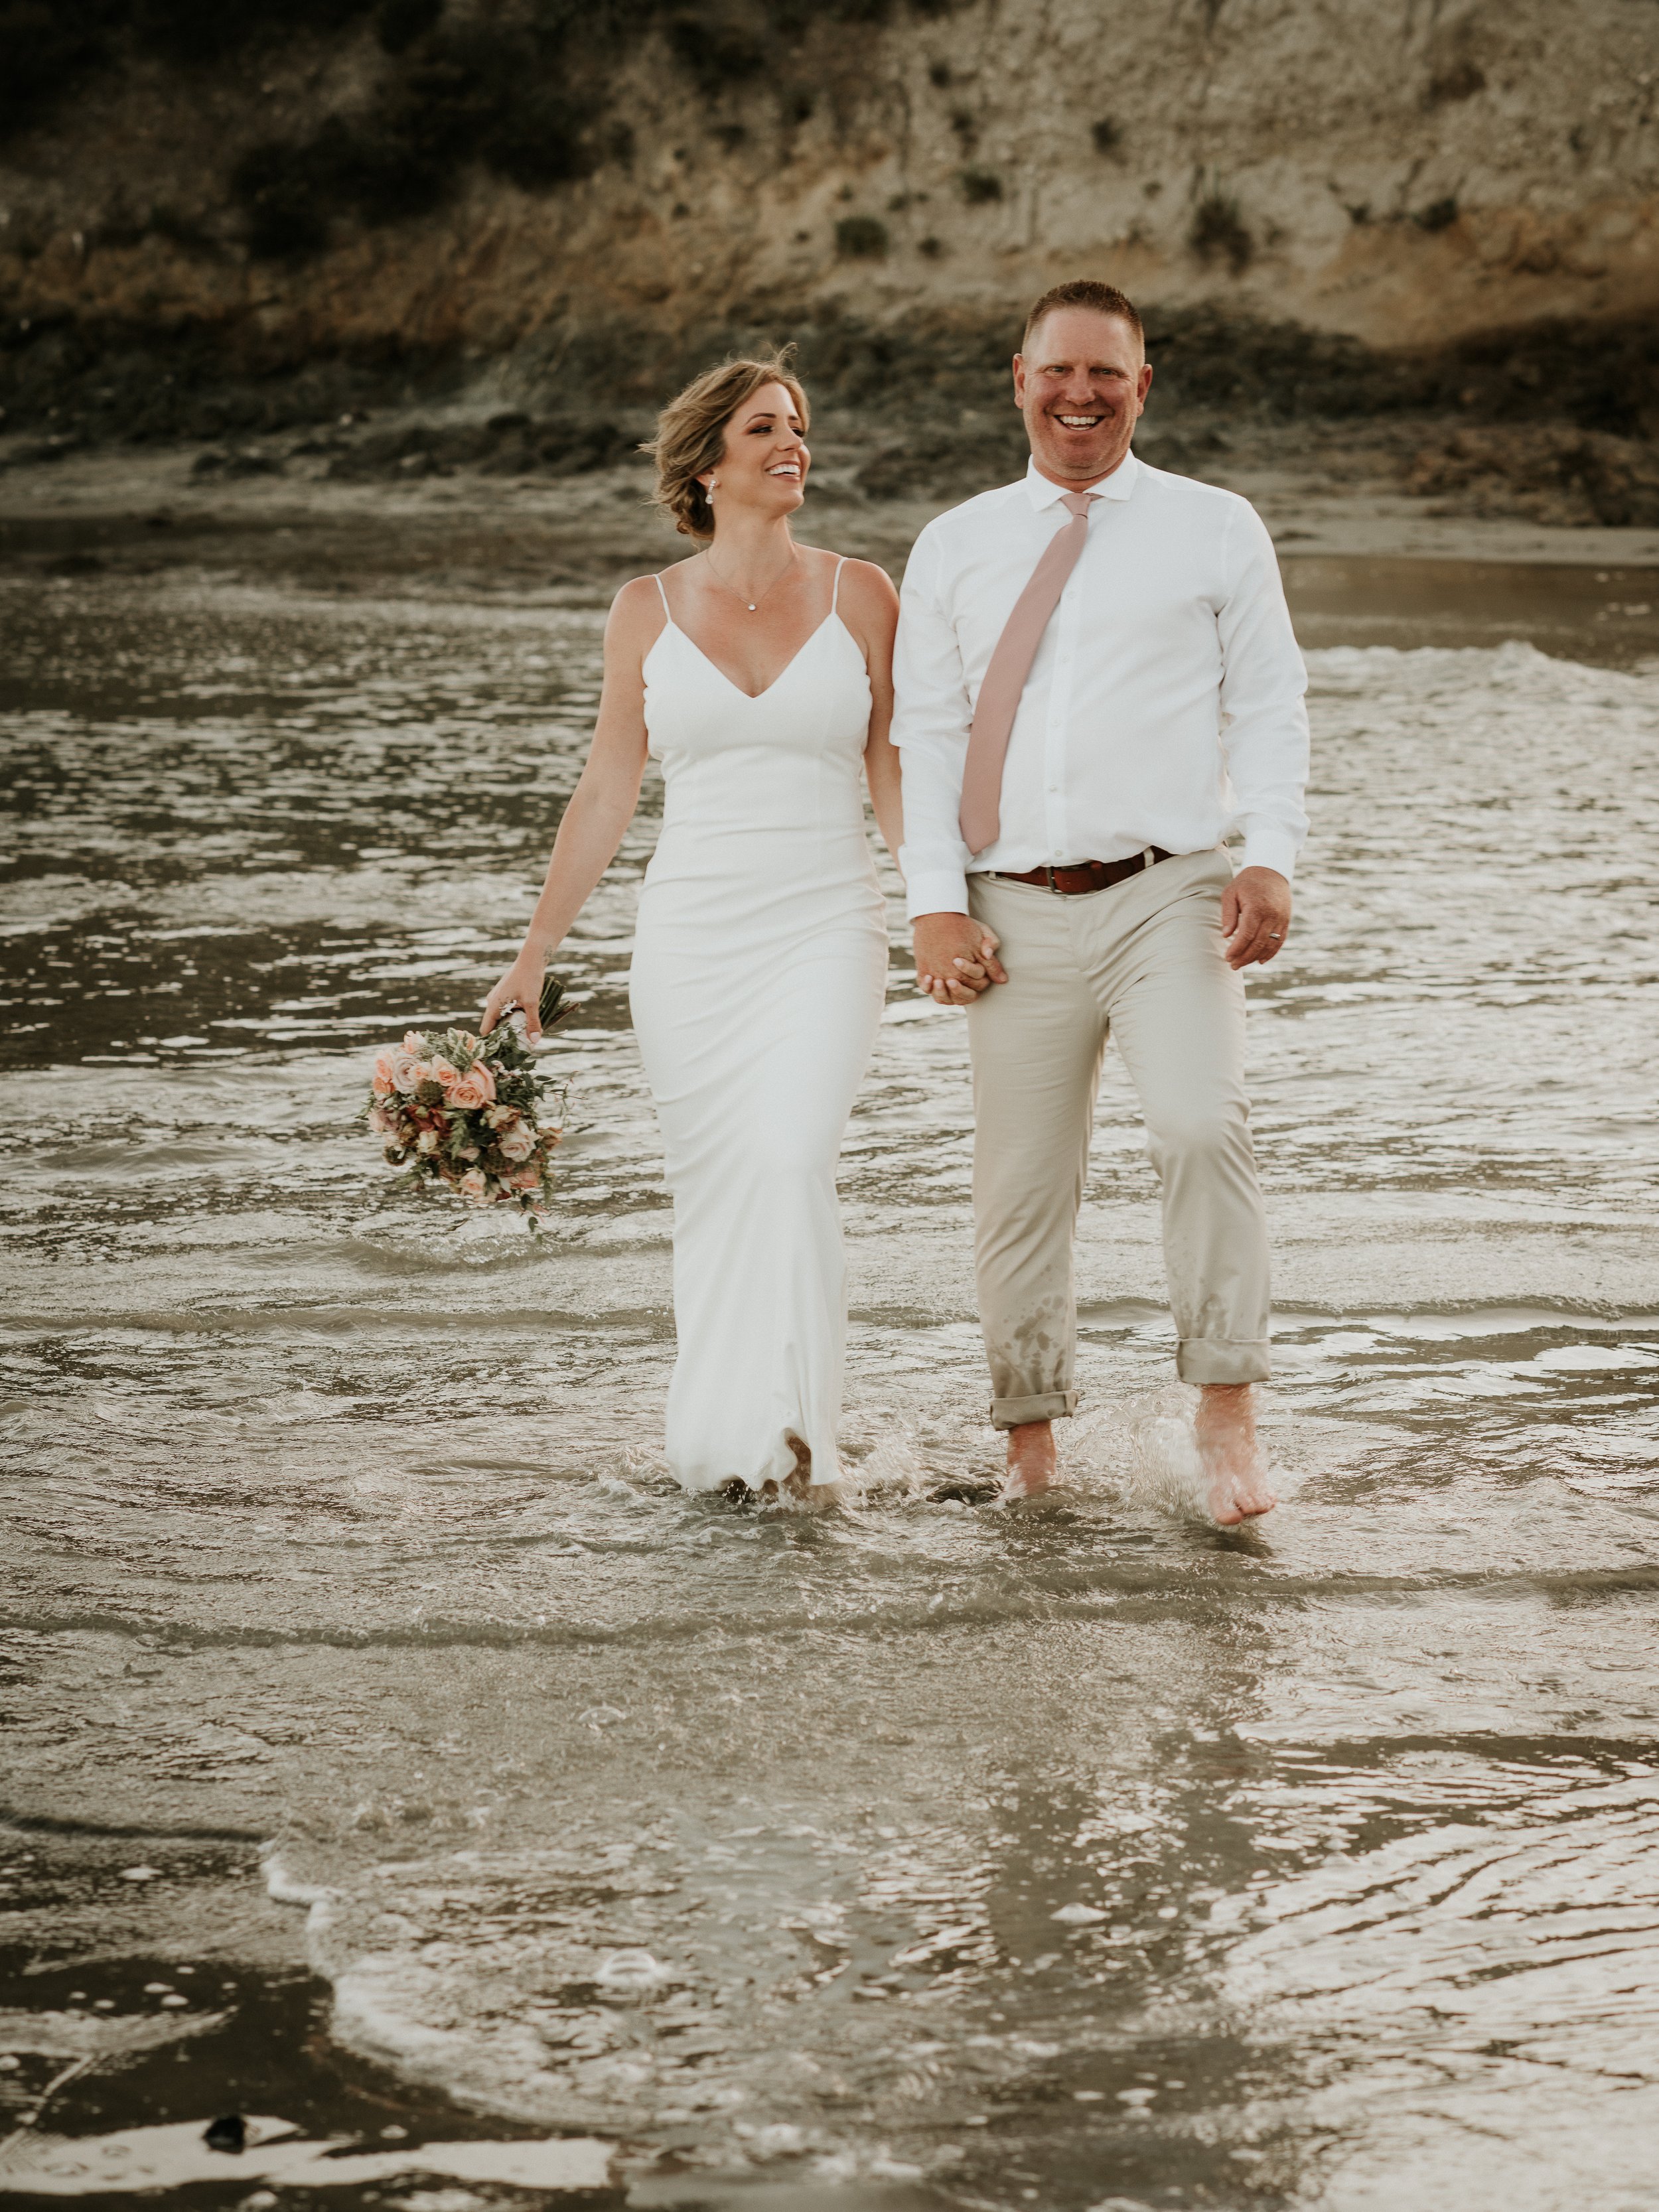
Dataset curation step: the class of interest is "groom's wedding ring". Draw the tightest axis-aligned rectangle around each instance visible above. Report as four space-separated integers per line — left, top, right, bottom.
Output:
1267 930 1283 938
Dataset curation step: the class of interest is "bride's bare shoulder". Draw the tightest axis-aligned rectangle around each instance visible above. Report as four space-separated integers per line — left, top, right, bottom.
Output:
608 570 674 638
830 555 900 626
599 573 678 683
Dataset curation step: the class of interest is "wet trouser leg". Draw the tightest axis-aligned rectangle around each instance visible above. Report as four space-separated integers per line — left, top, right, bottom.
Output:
967 850 1272 1429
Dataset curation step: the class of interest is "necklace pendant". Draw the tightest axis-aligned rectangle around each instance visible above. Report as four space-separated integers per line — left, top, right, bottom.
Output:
747 603 757 612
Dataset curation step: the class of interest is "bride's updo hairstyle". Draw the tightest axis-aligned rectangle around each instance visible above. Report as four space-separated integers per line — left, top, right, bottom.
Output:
646 350 810 541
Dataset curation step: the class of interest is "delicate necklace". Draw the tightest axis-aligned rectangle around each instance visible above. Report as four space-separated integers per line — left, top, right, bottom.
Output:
702 546 798 614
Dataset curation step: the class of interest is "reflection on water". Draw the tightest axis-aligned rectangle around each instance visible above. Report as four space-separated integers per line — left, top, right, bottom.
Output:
2 566 1658 2209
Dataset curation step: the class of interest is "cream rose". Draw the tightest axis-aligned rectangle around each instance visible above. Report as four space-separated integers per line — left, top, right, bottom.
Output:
458 1168 488 1202
388 1047 424 1093
446 1064 496 1110
497 1121 535 1162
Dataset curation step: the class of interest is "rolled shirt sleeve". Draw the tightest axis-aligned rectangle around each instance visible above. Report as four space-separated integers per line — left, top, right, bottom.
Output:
1216 501 1311 882
892 526 976 919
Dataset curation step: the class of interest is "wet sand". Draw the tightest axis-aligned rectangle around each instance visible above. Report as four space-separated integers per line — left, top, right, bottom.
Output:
4 441 1659 661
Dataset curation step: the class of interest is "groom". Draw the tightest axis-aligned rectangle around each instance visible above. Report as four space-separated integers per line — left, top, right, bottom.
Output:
892 278 1309 1519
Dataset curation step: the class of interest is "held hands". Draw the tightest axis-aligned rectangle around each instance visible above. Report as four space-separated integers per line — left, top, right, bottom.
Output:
913 913 1007 1006
480 950 550 1040
1222 866 1292 969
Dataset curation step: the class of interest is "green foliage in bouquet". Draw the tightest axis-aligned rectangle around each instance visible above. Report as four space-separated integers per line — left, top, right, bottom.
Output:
364 975 571 1228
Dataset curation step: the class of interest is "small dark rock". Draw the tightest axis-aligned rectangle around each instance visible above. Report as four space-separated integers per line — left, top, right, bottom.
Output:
203 2113 247 2153
927 1476 1000 1505
21 433 80 463
193 446 283 479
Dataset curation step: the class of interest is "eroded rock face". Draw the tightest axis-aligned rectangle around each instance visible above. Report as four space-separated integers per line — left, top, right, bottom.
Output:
1405 423 1659 529
0 0 1654 366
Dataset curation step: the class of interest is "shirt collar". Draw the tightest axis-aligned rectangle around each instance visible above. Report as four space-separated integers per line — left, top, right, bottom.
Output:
1023 449 1139 510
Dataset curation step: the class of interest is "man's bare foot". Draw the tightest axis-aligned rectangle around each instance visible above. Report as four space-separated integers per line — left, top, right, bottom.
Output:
1193 1383 1277 1525
1002 1419 1056 1500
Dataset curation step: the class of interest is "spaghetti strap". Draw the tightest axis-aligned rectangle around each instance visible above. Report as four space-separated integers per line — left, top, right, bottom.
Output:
830 556 847 616
653 572 672 622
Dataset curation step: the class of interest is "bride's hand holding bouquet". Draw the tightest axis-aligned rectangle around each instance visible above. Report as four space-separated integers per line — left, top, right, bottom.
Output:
363 970 570 1225
479 949 557 1045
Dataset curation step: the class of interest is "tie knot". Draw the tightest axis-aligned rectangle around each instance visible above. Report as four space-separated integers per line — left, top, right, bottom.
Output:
1060 492 1098 519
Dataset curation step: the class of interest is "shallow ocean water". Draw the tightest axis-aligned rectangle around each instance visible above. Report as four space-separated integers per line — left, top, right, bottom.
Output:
2 565 1658 2211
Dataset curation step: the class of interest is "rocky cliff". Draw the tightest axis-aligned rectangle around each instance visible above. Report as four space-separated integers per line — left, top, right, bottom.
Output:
2 0 1657 472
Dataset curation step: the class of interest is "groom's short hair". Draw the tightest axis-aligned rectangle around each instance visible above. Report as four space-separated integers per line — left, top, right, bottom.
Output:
1021 279 1144 352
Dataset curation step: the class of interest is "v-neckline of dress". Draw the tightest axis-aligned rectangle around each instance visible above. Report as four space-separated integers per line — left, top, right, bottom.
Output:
661 611 843 703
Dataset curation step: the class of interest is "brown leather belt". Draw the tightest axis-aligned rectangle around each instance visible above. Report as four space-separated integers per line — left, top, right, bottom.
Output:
986 847 1173 896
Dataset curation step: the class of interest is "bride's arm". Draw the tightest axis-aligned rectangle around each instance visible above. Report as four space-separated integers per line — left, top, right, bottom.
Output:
842 559 904 869
479 578 660 1038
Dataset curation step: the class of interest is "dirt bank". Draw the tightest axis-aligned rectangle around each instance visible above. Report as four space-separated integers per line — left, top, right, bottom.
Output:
5 0 1658 356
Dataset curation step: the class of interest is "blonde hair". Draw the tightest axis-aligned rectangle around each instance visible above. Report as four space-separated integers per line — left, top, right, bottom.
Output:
645 351 810 541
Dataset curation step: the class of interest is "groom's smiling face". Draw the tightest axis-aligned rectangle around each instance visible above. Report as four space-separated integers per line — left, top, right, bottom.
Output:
1013 308 1153 487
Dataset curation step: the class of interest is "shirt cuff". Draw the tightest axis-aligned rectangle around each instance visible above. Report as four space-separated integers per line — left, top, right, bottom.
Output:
903 865 972 922
1237 826 1301 883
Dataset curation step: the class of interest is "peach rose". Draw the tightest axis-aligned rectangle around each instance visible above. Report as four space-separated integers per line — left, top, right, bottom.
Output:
510 1164 543 1191
428 1057 459 1091
458 1168 488 1202
367 1103 395 1135
497 1120 535 1163
446 1064 496 1109
372 1050 398 1097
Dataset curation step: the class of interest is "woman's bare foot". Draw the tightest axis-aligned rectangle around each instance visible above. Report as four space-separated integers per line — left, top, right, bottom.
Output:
1002 1419 1056 1500
1193 1384 1277 1525
781 1432 814 1502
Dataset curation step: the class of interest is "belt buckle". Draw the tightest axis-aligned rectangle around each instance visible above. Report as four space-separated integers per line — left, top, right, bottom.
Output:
1043 863 1059 894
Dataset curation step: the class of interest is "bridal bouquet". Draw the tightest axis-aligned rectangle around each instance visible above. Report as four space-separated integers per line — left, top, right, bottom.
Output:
364 977 571 1227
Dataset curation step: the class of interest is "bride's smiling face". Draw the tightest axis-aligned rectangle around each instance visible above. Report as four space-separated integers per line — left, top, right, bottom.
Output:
703 382 810 521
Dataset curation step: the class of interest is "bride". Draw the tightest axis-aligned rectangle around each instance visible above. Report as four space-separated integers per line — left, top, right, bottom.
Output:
481 354 903 1499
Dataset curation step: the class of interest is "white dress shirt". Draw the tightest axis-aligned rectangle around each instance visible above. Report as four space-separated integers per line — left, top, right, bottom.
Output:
893 451 1310 920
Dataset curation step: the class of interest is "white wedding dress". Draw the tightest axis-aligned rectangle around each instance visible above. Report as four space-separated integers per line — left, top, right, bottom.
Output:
628 561 889 1492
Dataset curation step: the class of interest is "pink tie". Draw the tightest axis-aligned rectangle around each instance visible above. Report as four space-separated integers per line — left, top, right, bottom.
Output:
959 491 1098 856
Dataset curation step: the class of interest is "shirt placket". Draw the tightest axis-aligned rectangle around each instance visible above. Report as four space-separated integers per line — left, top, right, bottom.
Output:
1044 516 1084 859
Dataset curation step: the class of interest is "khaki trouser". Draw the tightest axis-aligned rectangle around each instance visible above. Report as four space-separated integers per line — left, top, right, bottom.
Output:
967 849 1271 1426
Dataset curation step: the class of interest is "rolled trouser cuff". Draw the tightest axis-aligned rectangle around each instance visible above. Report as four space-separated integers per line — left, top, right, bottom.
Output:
990 1389 1078 1430
1177 1338 1271 1386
